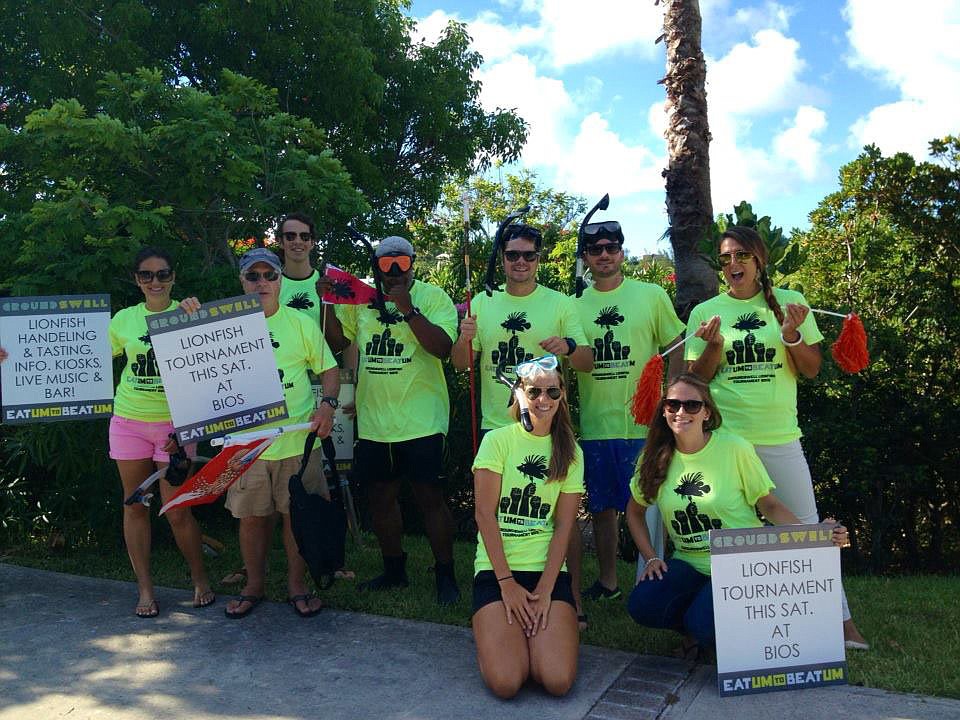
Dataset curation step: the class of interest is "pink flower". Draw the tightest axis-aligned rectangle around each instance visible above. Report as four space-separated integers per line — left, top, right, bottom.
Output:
455 302 467 318
666 273 676 283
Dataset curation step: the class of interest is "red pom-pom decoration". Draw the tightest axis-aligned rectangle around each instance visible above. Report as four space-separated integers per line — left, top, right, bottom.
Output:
830 313 869 373
631 353 665 425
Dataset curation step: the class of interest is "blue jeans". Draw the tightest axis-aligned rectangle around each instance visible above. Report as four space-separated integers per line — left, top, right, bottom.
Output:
627 558 715 645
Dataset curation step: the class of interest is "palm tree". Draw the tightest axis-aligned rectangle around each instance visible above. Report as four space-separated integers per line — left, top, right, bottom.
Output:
660 0 718 320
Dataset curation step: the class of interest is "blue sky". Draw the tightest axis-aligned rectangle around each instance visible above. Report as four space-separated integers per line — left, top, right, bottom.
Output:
409 0 960 256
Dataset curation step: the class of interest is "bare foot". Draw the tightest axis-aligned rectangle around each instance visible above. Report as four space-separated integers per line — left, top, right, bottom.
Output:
843 618 869 649
193 587 216 608
135 598 159 618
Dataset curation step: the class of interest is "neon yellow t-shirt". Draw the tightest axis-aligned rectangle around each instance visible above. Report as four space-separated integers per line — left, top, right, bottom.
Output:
576 279 684 440
257 305 337 461
336 280 457 442
280 269 322 328
685 288 824 445
630 430 774 575
471 285 588 430
110 301 178 422
472 422 585 574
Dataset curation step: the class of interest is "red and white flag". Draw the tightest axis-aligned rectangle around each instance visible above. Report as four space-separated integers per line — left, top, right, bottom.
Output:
159 438 273 515
323 264 378 305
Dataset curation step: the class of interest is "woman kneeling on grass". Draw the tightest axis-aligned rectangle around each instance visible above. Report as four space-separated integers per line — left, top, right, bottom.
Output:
625 374 849 659
472 355 583 699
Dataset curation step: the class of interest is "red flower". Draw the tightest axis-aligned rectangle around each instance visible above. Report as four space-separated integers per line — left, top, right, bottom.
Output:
666 273 676 283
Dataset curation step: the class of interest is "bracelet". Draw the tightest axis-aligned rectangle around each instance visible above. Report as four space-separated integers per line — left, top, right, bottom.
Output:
780 329 803 346
644 556 662 566
402 307 422 322
496 574 514 583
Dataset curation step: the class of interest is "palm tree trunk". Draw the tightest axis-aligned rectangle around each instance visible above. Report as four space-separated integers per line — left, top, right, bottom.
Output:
661 0 717 320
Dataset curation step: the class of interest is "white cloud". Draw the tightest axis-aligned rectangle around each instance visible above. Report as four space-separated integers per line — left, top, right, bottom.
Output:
845 0 960 157
773 106 827 180
732 2 794 32
556 113 663 197
708 29 807 116
476 54 574 167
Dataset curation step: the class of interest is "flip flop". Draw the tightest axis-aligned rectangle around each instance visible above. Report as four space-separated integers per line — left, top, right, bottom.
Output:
224 594 263 619
288 593 323 618
220 567 248 585
135 599 159 619
193 590 216 608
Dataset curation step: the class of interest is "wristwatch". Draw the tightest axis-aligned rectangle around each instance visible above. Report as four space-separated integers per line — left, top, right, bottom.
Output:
564 337 577 355
319 395 340 410
403 307 422 322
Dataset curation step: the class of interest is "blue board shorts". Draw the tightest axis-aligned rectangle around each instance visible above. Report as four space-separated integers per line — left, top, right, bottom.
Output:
581 438 645 513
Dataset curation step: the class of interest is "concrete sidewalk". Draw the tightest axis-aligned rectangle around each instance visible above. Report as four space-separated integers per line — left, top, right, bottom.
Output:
2 564 958 720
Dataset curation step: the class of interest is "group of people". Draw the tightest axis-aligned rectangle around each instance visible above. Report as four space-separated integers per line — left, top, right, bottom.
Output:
0 212 868 699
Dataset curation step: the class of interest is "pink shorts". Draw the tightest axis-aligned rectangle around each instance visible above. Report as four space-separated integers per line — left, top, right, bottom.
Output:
109 416 175 463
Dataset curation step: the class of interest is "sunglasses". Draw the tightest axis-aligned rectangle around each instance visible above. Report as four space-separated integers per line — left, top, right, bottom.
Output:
281 231 314 243
377 255 412 274
135 269 174 283
664 398 705 414
585 242 622 256
503 250 540 263
243 270 280 282
718 250 755 267
524 386 562 400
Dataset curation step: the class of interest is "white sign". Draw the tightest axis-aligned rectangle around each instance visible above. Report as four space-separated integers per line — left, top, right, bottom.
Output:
710 525 847 697
148 294 287 444
313 374 354 471
0 294 113 423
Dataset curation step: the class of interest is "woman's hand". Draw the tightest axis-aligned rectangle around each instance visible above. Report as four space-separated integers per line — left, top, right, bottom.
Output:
781 303 809 340
500 578 537 632
694 315 724 347
529 585 553 635
637 558 668 583
177 297 201 314
825 517 850 548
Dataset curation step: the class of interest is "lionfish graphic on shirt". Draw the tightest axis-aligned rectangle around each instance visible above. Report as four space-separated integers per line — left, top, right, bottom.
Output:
499 454 551 521
670 472 722 536
286 292 315 310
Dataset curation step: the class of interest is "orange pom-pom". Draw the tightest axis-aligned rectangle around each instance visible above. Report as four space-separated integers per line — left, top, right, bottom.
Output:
631 353 665 425
830 313 869 373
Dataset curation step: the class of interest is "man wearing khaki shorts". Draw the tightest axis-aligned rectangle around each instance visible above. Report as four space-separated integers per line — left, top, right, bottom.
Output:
224 248 340 619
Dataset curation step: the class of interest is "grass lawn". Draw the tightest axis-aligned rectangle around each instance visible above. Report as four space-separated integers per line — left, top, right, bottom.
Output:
4 528 958 700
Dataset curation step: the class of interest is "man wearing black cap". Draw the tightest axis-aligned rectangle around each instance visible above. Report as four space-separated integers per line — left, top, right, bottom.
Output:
573 221 683 606
319 235 461 605
224 247 340 619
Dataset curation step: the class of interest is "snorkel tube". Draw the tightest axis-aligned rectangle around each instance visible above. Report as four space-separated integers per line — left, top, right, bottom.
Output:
496 362 533 432
575 193 610 297
346 225 392 325
483 205 531 296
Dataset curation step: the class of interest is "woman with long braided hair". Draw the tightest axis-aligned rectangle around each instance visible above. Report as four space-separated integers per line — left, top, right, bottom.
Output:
684 226 868 650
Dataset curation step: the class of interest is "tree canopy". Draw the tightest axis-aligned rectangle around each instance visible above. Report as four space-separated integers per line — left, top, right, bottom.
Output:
0 0 527 227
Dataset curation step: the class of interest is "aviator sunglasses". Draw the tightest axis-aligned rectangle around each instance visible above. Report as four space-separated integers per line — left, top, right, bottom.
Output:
524 386 562 400
664 398 705 414
243 270 280 282
717 250 755 267
135 269 174 283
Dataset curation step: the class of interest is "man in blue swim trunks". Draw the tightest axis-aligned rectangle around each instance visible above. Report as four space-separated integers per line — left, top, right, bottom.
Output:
572 220 684 603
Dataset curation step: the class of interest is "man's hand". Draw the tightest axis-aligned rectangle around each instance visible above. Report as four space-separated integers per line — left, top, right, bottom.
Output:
539 336 570 356
310 404 335 438
384 284 414 315
458 315 477 343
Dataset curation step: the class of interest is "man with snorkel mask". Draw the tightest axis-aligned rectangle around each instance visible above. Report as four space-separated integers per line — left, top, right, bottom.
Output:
320 236 461 605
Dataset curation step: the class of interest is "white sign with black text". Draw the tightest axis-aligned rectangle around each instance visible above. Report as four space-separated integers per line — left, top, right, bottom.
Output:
710 524 847 697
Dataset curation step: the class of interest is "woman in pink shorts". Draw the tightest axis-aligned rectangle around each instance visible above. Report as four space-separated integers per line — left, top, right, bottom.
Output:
109 247 213 618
